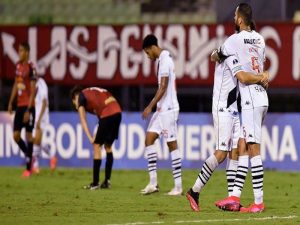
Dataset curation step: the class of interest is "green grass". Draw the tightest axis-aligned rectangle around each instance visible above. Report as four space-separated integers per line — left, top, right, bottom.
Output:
0 167 299 225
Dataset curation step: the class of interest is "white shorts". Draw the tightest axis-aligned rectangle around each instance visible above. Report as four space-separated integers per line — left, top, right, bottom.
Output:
213 110 240 151
32 117 49 136
147 110 179 142
241 106 268 144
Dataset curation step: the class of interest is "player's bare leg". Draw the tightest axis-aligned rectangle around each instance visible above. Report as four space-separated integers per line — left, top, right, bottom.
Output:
33 128 57 172
84 144 101 190
240 142 265 213
167 140 182 196
141 132 159 195
216 138 249 211
100 143 114 189
32 128 43 174
187 150 227 211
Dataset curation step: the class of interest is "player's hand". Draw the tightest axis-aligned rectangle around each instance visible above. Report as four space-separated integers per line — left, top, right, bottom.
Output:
142 106 152 120
23 111 30 123
260 71 269 89
210 49 219 62
36 121 41 130
8 103 13 114
88 135 94 144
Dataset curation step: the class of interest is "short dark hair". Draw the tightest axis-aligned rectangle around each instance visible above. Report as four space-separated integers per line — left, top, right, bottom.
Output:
70 85 83 99
142 34 158 49
20 42 30 52
237 3 253 26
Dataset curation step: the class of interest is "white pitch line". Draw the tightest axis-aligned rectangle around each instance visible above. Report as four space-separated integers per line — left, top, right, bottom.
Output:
175 215 298 223
106 215 298 225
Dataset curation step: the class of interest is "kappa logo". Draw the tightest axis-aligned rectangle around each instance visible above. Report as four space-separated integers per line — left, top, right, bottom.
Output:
248 134 253 138
221 142 227 146
219 108 224 112
233 59 239 65
245 101 251 105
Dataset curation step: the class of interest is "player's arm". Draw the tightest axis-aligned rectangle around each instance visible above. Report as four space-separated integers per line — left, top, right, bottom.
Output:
142 76 168 119
28 80 36 109
225 55 269 86
235 71 269 85
210 47 229 63
23 80 36 123
78 106 94 144
8 79 17 114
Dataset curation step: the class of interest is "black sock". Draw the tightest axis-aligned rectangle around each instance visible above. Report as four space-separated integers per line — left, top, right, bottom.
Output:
105 152 114 182
93 159 101 185
26 142 33 171
16 139 28 155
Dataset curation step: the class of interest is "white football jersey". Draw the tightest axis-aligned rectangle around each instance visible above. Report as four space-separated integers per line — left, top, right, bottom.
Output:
35 77 49 123
212 55 243 113
156 50 179 112
222 30 268 109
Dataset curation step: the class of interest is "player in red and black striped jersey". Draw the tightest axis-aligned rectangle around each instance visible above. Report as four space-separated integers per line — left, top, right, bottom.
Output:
8 42 37 178
71 86 122 190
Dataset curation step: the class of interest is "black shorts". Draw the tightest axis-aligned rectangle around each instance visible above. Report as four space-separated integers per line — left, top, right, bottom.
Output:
13 106 36 132
94 113 122 145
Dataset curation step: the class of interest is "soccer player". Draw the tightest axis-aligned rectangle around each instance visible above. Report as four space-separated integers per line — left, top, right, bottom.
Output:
140 34 182 196
186 48 268 211
71 86 122 190
8 42 36 178
212 3 269 213
32 75 57 174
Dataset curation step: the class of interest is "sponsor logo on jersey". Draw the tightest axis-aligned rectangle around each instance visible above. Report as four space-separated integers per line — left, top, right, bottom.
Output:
244 38 261 45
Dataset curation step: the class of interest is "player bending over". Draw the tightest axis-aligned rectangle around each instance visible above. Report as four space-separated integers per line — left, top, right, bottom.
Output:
140 34 182 196
71 86 122 190
8 42 36 178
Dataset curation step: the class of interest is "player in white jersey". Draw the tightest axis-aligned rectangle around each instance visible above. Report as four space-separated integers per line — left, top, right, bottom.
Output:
32 76 57 173
214 3 268 213
186 41 269 211
140 34 182 196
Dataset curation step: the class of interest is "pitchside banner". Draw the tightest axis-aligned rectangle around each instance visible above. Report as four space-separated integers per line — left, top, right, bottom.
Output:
0 112 299 171
1 24 300 87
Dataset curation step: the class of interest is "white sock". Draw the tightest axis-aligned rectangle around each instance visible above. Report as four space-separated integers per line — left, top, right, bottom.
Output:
250 155 264 204
226 158 238 196
41 144 54 157
232 155 249 198
171 149 182 189
146 145 157 186
192 155 218 193
33 145 41 168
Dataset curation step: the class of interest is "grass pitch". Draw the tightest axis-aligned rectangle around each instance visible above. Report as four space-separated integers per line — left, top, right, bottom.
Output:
0 167 299 225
